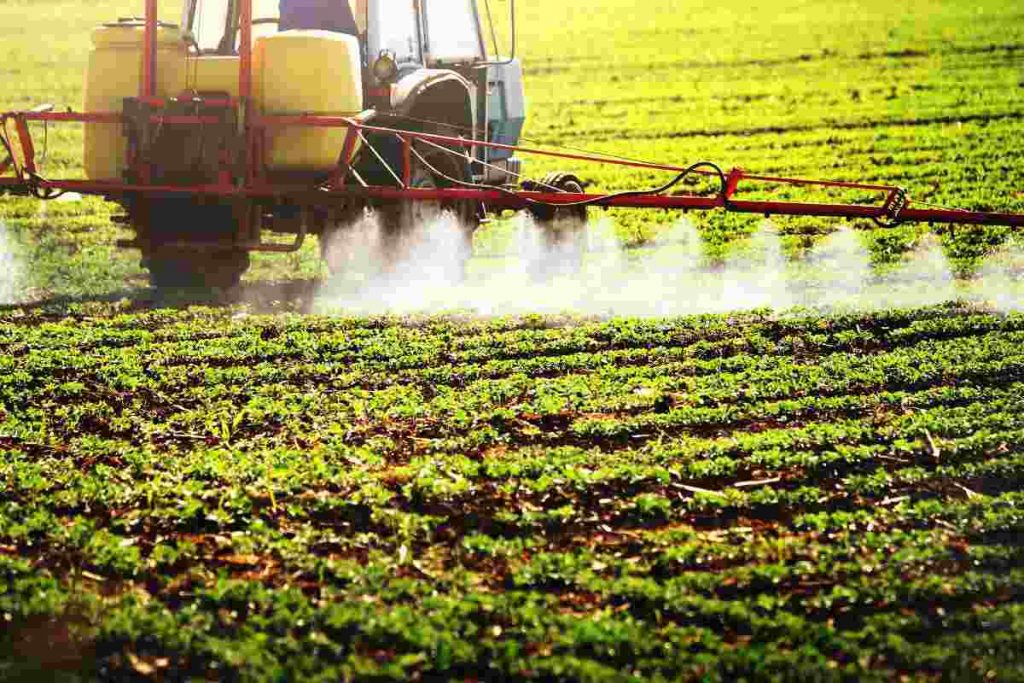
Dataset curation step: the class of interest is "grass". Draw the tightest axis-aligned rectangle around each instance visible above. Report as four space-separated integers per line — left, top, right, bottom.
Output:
1 0 1024 679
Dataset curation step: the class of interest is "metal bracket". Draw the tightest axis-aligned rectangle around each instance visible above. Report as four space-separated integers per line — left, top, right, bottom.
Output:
117 217 307 254
724 167 745 202
883 187 909 223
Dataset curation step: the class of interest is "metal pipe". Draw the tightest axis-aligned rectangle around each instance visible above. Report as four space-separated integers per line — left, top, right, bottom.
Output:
330 126 361 186
143 0 158 98
238 0 253 102
149 115 223 125
18 111 121 123
15 179 1024 228
14 115 37 175
238 0 254 184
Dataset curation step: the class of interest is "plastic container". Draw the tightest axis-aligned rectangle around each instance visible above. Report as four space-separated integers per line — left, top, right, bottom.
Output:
253 30 363 172
188 55 240 96
83 22 186 180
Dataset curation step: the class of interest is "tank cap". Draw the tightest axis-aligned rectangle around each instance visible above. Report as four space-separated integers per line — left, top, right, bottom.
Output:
104 17 180 29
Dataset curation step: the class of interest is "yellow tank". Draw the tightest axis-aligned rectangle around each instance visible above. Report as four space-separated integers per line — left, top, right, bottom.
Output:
83 22 187 180
253 30 363 172
187 56 240 97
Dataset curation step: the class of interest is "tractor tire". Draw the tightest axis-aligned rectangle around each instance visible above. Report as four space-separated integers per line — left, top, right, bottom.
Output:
137 198 250 291
526 172 588 225
525 173 590 274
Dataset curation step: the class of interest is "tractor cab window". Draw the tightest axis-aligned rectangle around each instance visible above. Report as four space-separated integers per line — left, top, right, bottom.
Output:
369 0 422 65
187 0 232 52
424 0 484 64
185 0 280 54
252 2 281 26
249 0 281 42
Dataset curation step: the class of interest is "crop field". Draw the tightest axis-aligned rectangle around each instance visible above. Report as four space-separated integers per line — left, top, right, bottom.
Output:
4 304 1024 679
2 0 1024 680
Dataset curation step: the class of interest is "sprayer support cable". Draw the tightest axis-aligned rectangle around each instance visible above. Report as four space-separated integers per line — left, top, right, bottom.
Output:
407 142 729 211
359 131 406 188
411 135 566 193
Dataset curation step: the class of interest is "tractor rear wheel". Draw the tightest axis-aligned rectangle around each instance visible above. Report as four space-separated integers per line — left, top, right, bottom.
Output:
136 198 250 291
526 172 588 225
523 173 590 280
375 147 478 270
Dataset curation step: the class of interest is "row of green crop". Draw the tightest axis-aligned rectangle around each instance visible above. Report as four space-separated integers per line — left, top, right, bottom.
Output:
3 304 1014 360
5 381 1022 554
6 311 1021 410
4 311 1022 443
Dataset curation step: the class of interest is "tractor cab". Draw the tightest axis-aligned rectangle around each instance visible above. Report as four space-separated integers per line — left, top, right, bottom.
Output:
368 0 485 69
182 0 486 66
180 0 524 181
181 0 282 53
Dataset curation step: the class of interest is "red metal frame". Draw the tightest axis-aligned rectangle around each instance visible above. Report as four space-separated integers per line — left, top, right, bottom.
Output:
3 109 1024 228
143 0 157 99
1 0 1023 231
239 0 256 186
13 115 37 176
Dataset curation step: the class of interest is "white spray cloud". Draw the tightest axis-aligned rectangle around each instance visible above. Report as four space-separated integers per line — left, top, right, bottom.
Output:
318 209 475 313
789 227 871 307
969 237 1024 311
868 233 957 309
314 210 1024 317
718 224 792 312
0 221 21 305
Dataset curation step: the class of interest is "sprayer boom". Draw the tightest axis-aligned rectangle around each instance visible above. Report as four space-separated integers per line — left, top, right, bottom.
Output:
3 109 1023 230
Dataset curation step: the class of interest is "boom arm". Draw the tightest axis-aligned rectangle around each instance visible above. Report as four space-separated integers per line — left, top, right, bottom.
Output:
3 110 1023 228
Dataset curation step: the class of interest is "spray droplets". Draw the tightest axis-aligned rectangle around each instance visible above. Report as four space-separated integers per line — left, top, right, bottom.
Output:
0 221 21 305
973 239 1024 311
318 210 474 313
314 212 1024 316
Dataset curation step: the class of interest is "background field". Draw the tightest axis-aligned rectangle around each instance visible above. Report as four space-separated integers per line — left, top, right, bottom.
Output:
2 0 1024 680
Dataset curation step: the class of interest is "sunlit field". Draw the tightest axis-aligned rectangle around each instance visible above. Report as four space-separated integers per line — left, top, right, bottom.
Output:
1 1 1024 679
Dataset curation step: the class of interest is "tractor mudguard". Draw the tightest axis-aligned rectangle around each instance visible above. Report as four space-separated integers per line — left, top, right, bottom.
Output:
390 69 476 135
352 68 476 188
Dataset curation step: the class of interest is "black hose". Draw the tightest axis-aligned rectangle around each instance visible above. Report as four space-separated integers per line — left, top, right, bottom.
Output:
408 142 729 211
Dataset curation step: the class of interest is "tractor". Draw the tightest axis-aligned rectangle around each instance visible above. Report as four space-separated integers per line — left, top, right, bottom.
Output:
100 0 539 289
